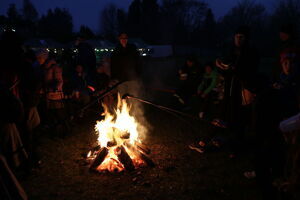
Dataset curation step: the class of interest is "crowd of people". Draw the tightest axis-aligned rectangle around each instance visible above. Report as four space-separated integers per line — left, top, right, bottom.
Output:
0 30 142 199
180 25 300 199
0 23 299 199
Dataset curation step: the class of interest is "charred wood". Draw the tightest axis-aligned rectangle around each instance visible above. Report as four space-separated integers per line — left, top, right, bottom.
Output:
139 152 155 167
120 132 130 139
135 141 151 155
116 146 135 171
89 147 108 170
124 142 155 167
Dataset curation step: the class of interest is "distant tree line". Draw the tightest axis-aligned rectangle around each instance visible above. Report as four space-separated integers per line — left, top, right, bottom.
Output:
0 0 73 42
101 0 300 54
0 0 300 52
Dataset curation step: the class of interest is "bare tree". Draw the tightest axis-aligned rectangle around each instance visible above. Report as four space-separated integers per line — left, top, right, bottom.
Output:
160 0 207 44
220 0 267 42
100 4 119 41
22 0 38 22
272 0 300 28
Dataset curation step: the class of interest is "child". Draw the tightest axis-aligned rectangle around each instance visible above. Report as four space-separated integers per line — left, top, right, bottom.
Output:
197 62 218 119
273 57 299 118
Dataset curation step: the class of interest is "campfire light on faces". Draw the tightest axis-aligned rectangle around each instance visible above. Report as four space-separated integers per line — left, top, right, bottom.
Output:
87 94 154 172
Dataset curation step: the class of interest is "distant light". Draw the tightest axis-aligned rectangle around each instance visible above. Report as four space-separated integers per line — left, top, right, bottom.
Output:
100 49 104 52
12 28 16 32
110 49 114 52
105 48 108 51
142 53 147 56
46 48 50 52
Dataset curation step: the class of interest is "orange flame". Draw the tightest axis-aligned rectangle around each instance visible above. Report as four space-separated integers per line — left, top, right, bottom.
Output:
87 94 145 172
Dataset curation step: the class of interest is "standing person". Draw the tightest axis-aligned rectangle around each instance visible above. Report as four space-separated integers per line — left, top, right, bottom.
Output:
43 57 66 137
111 33 141 83
110 33 142 98
110 33 147 135
33 49 49 124
215 26 260 155
71 64 93 117
19 51 43 167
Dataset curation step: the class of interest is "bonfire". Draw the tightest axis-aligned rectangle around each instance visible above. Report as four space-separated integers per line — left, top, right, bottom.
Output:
87 94 154 172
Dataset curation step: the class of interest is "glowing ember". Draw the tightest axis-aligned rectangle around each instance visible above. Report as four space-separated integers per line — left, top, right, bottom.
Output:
87 94 150 172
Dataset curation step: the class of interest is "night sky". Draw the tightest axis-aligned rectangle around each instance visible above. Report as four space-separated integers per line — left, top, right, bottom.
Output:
0 0 277 31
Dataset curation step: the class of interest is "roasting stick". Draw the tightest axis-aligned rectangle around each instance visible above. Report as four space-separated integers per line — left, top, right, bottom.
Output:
123 94 221 128
45 81 124 129
123 94 199 120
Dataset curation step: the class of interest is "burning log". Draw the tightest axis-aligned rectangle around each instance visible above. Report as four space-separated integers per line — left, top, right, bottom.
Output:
89 147 108 170
107 140 117 147
124 142 155 167
92 145 101 151
87 93 155 173
135 141 151 155
116 146 135 171
139 152 155 167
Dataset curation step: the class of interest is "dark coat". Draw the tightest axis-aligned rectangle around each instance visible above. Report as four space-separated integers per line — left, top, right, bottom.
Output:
110 43 140 82
220 44 260 124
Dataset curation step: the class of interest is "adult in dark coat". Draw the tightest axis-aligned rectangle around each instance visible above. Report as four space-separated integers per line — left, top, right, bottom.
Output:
216 26 260 124
110 33 140 82
216 26 260 153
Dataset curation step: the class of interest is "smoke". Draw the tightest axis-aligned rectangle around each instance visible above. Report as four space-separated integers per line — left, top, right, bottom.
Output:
116 79 152 141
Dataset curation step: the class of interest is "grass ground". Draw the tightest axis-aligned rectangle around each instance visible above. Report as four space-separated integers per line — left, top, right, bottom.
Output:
20 57 269 200
21 103 262 200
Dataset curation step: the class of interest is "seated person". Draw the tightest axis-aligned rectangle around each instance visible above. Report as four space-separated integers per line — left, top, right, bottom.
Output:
197 62 218 119
176 55 202 105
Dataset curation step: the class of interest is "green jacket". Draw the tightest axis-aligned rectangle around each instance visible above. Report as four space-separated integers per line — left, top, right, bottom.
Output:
198 70 218 95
